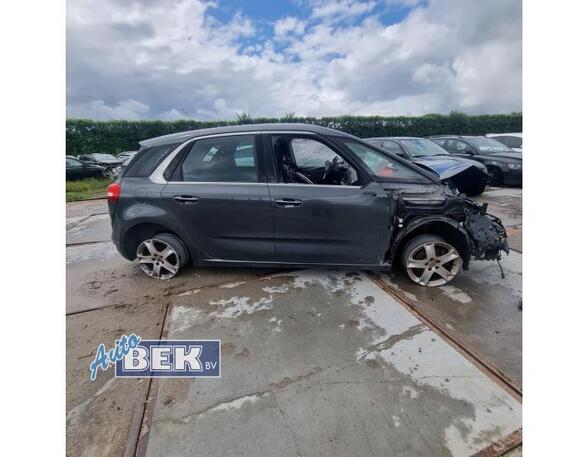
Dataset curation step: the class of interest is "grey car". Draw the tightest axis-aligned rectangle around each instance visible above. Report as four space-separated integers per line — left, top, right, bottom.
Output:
107 124 509 286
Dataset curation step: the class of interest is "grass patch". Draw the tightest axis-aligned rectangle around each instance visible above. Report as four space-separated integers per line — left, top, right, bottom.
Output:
66 177 111 202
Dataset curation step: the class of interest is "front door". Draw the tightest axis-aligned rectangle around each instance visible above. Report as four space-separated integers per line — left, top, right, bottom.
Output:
267 134 391 265
161 134 275 262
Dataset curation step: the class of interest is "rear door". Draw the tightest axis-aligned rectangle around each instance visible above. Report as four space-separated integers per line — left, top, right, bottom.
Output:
160 134 275 262
265 133 391 265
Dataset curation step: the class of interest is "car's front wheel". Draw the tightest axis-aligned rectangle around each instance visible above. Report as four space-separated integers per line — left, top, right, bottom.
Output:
401 235 463 286
136 233 188 280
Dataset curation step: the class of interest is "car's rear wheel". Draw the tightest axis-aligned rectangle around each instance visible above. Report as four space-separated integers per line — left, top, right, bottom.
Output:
136 233 188 280
401 235 463 287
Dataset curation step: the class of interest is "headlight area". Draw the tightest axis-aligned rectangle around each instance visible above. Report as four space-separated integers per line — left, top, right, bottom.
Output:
507 162 522 170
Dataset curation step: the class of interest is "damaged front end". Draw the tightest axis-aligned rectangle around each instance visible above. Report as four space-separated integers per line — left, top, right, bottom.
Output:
387 183 509 270
463 201 509 261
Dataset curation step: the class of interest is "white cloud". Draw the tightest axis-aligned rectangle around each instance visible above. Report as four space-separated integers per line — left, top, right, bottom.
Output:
310 1 377 21
67 0 522 120
67 99 150 120
274 16 306 37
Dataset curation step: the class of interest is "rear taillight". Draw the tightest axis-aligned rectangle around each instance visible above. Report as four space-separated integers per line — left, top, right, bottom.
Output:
107 183 121 202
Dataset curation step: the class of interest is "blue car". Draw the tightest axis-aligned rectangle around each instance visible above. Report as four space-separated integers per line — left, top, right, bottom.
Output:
364 137 488 196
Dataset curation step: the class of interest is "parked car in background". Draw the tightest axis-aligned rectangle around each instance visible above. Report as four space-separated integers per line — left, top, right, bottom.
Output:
107 124 509 287
364 137 488 196
66 157 105 180
429 136 522 186
117 150 138 162
78 153 124 179
486 133 523 153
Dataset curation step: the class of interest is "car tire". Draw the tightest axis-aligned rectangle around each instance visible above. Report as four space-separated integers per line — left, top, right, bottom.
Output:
136 233 189 280
486 167 503 186
401 234 463 287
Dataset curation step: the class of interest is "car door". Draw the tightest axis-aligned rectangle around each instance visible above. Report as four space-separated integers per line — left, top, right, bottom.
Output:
266 133 391 265
160 133 275 262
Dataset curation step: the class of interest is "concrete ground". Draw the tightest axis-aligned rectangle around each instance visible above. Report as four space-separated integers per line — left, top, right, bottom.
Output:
66 186 522 457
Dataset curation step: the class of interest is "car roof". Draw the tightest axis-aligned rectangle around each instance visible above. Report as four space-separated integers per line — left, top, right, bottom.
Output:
486 133 522 138
428 135 481 139
365 136 424 141
140 123 357 148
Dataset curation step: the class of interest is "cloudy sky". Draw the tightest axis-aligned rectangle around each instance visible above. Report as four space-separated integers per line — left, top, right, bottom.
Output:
66 0 522 120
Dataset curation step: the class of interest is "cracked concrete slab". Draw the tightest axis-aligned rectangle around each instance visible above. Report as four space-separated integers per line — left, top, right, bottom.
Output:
144 271 521 457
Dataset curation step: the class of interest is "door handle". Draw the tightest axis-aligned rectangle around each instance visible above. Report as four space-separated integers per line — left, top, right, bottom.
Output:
173 195 200 204
274 198 303 208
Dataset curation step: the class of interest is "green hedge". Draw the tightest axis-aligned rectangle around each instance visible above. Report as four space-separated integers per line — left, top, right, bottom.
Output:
66 112 522 156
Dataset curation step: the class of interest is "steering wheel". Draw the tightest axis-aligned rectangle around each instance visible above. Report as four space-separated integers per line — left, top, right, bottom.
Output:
322 156 340 183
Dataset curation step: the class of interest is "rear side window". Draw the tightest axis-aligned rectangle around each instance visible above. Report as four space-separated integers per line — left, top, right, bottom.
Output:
177 135 259 183
124 143 180 178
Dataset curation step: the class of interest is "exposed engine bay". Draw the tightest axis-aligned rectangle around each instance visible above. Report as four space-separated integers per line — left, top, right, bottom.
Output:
387 183 509 269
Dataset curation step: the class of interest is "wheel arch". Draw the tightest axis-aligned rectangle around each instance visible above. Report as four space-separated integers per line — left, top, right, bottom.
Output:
121 222 189 261
389 217 472 270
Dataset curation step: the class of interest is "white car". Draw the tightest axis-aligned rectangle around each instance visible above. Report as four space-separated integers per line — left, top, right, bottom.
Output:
486 133 522 153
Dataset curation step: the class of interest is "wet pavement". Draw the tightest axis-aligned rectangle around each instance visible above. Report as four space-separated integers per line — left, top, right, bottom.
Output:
66 186 522 456
144 271 521 457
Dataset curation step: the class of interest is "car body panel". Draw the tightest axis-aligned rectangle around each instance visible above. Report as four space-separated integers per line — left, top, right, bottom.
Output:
269 181 391 264
160 182 275 261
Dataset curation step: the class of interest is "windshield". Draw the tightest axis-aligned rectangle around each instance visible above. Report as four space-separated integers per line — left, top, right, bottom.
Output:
398 139 449 157
467 137 512 153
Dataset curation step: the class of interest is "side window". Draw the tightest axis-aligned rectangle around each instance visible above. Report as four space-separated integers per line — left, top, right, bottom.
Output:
66 158 80 167
382 141 404 155
273 136 359 186
179 135 258 183
446 139 468 152
341 141 430 182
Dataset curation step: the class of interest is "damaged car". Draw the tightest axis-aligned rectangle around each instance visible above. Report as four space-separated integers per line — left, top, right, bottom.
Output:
364 136 488 196
78 153 124 179
107 124 508 286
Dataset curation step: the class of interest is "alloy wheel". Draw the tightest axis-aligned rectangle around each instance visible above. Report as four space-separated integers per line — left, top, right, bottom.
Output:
136 239 180 280
405 241 462 287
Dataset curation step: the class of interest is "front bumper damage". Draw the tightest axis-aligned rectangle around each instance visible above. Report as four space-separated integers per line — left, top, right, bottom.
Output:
388 184 509 269
463 202 509 261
